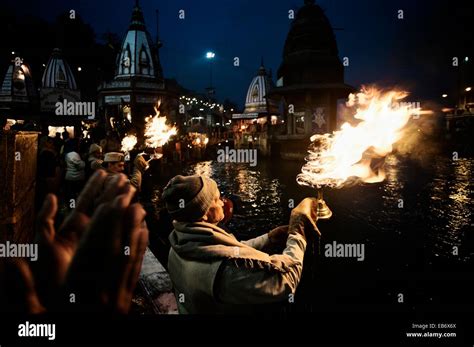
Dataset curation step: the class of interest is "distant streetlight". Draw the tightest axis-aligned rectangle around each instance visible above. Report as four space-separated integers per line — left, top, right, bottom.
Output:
442 94 448 98
206 51 215 95
463 87 472 107
77 67 82 72
465 57 469 62
11 51 15 55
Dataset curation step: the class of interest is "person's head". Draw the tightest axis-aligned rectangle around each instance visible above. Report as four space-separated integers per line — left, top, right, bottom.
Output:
162 175 224 224
45 137 55 150
89 143 102 158
40 137 55 152
55 132 61 139
62 131 70 140
104 152 125 173
64 138 79 154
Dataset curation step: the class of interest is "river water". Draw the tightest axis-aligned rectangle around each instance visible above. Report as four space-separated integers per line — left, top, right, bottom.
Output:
145 153 473 312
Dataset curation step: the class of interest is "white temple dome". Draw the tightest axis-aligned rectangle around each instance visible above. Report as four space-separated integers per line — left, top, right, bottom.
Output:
115 1 160 79
41 48 77 90
244 61 278 114
0 58 37 101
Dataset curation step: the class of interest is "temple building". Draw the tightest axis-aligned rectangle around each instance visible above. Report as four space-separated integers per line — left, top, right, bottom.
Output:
0 48 86 135
39 48 85 136
98 1 178 143
268 0 354 159
0 56 38 118
40 48 81 112
232 60 280 154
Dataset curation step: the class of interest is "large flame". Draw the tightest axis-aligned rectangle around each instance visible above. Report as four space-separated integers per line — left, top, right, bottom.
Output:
144 101 177 148
121 134 137 152
297 87 428 188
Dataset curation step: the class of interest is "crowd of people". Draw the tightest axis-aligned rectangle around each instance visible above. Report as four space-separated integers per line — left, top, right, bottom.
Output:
1 127 320 314
35 129 147 211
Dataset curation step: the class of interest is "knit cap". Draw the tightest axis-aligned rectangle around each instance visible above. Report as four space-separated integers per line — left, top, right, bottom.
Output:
162 175 219 222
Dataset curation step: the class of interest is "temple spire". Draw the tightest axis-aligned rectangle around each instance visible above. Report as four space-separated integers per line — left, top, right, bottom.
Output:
258 57 266 76
129 0 145 30
115 2 161 79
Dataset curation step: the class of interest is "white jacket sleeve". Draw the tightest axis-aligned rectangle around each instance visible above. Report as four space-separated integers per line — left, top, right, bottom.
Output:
241 233 270 250
215 232 306 304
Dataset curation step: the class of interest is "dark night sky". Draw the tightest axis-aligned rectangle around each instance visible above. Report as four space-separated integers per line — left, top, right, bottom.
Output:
2 0 473 107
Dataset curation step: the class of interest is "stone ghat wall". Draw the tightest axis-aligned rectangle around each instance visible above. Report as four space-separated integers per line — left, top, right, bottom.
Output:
0 131 39 243
138 248 178 314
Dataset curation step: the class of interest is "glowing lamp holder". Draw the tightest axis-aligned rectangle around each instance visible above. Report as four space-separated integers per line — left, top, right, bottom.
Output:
316 189 332 220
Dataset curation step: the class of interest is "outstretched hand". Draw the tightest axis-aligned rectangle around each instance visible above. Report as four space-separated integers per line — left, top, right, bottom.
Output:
0 259 45 314
31 171 148 313
32 171 127 306
289 197 320 238
63 184 148 313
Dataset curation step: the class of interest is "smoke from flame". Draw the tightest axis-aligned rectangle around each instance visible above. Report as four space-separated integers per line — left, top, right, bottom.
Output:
297 87 431 188
144 101 177 148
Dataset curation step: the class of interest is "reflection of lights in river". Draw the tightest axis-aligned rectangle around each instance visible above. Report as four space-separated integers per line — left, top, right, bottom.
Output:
382 155 403 200
427 157 473 259
236 169 260 202
191 161 213 178
446 159 471 232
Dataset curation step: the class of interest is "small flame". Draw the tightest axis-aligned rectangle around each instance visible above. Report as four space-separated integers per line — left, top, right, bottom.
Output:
190 132 209 147
297 87 429 188
144 102 177 148
121 134 137 152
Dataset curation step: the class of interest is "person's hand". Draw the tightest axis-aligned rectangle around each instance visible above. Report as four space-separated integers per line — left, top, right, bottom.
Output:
220 197 234 224
0 259 45 314
32 171 131 309
134 154 148 173
288 198 320 238
268 225 289 245
62 184 148 313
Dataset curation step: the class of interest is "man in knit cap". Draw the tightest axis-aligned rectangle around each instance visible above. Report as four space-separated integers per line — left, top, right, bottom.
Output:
162 174 318 314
